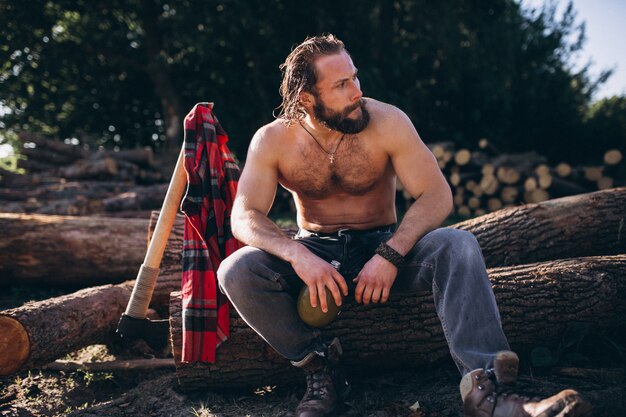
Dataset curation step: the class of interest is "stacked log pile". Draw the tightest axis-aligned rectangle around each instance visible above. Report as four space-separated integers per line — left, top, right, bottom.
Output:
0 133 168 217
424 140 625 218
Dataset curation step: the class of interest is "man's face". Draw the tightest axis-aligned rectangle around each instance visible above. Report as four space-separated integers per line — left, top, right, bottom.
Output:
312 95 370 134
309 51 370 134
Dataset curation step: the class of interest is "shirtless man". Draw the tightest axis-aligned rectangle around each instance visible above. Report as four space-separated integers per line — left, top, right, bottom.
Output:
217 34 590 417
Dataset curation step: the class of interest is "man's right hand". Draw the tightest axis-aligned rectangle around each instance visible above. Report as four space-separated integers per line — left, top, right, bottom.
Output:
290 245 348 313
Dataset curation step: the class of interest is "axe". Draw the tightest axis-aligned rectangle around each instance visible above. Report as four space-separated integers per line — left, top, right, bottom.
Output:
116 147 187 351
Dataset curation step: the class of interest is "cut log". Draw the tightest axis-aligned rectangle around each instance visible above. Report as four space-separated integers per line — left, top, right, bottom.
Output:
496 166 521 185
0 272 181 375
169 255 626 389
43 358 175 372
0 282 133 375
20 146 78 166
523 188 549 203
584 166 604 182
453 187 626 267
103 184 169 212
0 213 148 286
17 158 59 173
155 188 626 273
604 149 623 166
60 157 118 180
101 147 155 168
597 177 614 190
17 132 87 160
454 149 471 166
427 141 454 160
555 162 572 178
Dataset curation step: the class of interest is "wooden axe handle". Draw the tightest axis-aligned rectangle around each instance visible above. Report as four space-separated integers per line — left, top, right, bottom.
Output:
124 147 187 319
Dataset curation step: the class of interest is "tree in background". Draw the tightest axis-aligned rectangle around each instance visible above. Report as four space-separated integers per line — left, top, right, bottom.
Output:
0 0 622 165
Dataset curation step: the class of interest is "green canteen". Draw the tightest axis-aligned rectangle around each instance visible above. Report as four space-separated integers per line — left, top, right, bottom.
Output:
297 285 341 327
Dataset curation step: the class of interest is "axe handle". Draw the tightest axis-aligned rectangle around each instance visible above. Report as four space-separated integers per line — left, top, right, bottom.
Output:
125 147 187 319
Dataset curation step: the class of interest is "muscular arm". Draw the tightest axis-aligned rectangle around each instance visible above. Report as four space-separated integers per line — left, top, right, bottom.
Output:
231 129 299 261
385 111 453 254
232 126 348 311
354 108 452 304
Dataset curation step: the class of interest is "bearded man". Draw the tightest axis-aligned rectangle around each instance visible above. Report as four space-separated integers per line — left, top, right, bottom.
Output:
217 34 591 417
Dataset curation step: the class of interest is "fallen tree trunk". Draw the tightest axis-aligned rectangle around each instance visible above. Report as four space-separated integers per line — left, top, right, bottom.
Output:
43 358 175 372
59 157 118 180
0 271 182 376
102 184 168 212
158 188 626 273
451 187 626 267
0 213 148 286
169 255 626 389
0 282 133 375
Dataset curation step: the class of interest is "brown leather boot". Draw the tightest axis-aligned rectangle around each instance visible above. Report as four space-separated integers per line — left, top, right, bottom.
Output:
460 368 593 417
293 338 350 417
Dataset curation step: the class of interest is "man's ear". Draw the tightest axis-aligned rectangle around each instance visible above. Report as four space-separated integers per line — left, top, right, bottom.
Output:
299 91 314 108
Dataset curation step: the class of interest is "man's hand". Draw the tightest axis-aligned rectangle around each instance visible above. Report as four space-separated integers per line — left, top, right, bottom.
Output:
353 255 398 304
291 246 348 313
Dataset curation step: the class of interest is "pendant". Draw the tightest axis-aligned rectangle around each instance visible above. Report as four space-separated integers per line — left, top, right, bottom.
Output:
329 154 335 164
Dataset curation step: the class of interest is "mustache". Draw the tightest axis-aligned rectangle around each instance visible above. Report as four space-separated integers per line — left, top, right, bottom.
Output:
343 99 365 116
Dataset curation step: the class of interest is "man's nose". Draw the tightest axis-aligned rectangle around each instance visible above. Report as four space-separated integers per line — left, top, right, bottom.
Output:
350 80 362 102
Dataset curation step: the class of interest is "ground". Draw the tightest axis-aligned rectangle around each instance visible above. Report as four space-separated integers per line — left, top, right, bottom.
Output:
1 342 626 417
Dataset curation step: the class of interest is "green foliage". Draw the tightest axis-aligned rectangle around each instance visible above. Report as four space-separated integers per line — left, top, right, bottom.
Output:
0 0 623 164
582 96 626 159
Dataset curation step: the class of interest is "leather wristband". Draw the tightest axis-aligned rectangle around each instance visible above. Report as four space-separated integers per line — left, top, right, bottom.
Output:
374 241 405 267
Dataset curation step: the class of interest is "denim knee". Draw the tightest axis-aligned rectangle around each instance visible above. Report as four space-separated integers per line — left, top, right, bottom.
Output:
217 246 257 296
426 228 481 258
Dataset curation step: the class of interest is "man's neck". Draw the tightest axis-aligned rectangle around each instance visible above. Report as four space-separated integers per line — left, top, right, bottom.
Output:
301 116 342 142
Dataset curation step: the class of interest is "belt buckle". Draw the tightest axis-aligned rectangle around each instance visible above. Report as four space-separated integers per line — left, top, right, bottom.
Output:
336 228 351 237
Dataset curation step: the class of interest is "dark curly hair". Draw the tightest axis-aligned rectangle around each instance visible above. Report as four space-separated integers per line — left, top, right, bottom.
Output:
275 34 346 125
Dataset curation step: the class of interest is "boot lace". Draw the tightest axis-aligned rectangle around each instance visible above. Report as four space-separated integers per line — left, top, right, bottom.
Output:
303 368 333 401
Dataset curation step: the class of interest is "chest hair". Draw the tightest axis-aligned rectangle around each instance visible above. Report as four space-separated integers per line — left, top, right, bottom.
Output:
285 136 385 199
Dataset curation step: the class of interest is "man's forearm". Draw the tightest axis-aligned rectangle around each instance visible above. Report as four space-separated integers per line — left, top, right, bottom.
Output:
232 208 303 263
386 189 452 256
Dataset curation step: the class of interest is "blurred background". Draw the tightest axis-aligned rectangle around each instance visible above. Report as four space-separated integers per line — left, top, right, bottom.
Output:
0 0 624 220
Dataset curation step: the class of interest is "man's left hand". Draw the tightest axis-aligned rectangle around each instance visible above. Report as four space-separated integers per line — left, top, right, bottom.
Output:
353 255 398 304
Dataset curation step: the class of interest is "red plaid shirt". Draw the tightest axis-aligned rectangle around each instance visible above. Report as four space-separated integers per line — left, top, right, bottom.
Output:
180 102 243 363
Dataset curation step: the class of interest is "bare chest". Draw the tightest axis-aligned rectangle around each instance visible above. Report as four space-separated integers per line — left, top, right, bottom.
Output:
279 135 390 199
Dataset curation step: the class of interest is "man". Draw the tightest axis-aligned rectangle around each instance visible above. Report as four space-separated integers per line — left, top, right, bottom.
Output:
217 34 591 417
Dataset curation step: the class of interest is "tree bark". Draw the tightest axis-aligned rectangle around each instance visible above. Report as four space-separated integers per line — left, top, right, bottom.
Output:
59 157 118 180
0 281 133 375
17 132 87 160
169 255 626 389
102 184 168 212
0 267 182 376
451 187 626 267
0 213 148 286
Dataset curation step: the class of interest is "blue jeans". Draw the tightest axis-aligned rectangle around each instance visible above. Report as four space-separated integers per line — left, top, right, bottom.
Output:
217 227 510 375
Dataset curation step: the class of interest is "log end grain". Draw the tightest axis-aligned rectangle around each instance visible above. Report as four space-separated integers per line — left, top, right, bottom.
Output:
0 315 30 375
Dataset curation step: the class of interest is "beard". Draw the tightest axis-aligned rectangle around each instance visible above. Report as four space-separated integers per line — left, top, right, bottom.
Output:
313 98 370 134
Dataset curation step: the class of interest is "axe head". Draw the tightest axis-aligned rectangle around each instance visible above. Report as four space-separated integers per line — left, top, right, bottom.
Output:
116 314 170 352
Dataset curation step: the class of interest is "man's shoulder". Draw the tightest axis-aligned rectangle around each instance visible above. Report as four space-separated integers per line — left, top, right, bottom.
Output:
365 98 412 132
253 119 293 143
